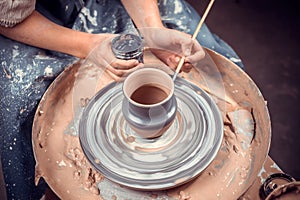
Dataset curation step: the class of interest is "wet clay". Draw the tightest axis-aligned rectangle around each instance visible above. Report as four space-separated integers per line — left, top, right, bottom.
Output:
130 84 169 104
32 49 271 199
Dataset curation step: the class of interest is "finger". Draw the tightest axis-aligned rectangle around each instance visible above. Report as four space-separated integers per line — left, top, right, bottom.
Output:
186 50 205 64
107 58 140 76
106 65 129 77
105 69 124 82
181 62 193 73
186 41 205 63
106 63 143 78
169 55 192 73
111 59 140 70
167 56 179 70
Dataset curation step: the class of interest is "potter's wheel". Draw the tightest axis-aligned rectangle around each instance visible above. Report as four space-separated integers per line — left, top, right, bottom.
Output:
79 77 223 190
32 49 271 199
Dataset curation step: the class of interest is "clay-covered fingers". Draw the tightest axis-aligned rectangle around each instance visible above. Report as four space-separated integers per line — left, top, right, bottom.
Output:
142 28 205 73
165 55 178 70
167 55 193 73
106 59 143 80
182 61 193 73
110 59 140 70
172 32 205 68
86 34 144 80
185 40 205 64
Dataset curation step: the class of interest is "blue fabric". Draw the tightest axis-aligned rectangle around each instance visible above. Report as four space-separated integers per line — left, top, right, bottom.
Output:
0 0 243 199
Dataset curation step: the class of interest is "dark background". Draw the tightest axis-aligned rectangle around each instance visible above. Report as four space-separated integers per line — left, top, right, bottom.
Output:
188 0 300 180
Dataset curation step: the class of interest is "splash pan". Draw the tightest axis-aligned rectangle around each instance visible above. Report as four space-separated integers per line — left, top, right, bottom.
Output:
79 77 223 190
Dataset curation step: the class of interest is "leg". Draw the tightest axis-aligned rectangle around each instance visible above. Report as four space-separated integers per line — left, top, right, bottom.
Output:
0 35 76 199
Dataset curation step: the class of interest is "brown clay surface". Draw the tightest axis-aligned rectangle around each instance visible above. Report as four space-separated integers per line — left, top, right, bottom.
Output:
32 49 271 199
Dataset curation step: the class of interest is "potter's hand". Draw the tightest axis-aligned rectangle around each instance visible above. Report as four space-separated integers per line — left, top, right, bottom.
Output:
141 28 205 72
87 34 143 80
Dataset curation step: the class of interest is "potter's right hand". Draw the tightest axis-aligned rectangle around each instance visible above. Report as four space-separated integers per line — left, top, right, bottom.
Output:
86 34 143 81
140 27 205 73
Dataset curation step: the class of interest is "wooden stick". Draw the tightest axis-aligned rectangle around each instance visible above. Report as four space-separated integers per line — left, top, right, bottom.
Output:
173 0 215 81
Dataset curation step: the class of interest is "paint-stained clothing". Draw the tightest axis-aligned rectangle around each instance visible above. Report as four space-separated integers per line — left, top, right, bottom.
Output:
0 0 243 199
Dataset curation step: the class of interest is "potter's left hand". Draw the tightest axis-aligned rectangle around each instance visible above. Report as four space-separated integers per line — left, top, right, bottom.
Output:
141 27 205 72
86 34 143 81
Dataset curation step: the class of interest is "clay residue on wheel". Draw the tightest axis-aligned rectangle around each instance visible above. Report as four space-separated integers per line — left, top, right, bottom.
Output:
32 49 271 200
